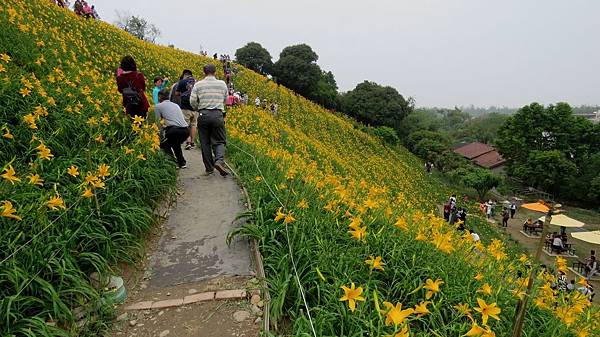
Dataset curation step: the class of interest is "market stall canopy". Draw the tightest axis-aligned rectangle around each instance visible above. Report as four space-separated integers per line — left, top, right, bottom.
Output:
572 231 600 245
521 202 550 213
537 214 585 228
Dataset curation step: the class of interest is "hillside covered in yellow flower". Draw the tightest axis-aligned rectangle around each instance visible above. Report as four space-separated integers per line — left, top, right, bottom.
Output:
0 0 598 336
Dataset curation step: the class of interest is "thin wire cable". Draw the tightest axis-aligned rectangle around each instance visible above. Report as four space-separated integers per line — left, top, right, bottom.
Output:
227 142 317 337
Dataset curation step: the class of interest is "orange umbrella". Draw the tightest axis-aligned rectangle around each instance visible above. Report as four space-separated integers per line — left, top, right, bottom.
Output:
521 202 550 213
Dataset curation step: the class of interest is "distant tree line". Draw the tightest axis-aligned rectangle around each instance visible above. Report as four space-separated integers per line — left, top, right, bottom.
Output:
235 42 600 204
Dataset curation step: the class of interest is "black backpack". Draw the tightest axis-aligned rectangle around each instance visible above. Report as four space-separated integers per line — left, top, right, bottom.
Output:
122 80 142 109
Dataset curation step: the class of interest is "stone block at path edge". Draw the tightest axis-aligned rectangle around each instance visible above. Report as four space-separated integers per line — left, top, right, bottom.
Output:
183 291 215 304
215 289 247 300
151 298 184 309
125 301 153 311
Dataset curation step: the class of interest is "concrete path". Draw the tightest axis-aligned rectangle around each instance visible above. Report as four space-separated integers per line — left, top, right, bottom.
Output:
145 148 252 288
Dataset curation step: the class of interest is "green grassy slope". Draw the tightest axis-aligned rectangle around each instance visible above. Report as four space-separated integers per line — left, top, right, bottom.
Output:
1 1 595 336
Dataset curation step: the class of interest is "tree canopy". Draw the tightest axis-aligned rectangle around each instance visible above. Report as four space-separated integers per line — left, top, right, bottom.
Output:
341 81 413 132
272 44 321 96
115 12 160 43
496 102 600 201
461 168 502 201
271 44 339 110
235 42 273 75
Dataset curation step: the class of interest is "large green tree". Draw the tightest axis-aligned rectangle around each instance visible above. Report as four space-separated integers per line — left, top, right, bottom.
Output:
312 71 340 110
461 168 502 201
272 44 322 98
496 102 599 199
340 81 413 131
235 42 273 74
272 44 340 110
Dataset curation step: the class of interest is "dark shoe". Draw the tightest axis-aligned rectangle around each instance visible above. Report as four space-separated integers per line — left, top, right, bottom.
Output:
190 143 196 149
178 164 188 169
185 142 192 150
214 161 229 176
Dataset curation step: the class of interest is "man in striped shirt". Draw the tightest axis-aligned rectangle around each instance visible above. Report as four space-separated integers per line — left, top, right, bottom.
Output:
190 64 229 176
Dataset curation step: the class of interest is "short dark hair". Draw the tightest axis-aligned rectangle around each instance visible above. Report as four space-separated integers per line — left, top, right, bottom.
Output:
181 69 192 77
120 55 137 72
153 77 163 84
204 64 217 75
158 88 170 101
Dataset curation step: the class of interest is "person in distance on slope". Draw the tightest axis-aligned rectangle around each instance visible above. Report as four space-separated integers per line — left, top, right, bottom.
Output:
116 55 150 119
175 70 197 150
155 89 189 169
190 64 229 176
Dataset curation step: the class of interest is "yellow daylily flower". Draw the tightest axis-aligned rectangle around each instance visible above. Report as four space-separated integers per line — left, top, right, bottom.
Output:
474 298 501 326
67 165 79 177
349 226 367 241
92 180 105 189
97 163 110 177
394 217 408 231
283 212 296 225
27 173 43 186
365 255 385 271
47 194 66 210
82 188 94 198
423 278 444 299
296 198 308 209
349 216 362 230
1 165 21 184
464 321 485 336
274 207 286 222
414 301 431 317
2 126 13 139
382 301 414 326
1 200 22 220
477 283 493 296
132 115 145 124
454 303 472 318
339 282 365 312
415 230 427 241
474 273 484 281
19 87 31 96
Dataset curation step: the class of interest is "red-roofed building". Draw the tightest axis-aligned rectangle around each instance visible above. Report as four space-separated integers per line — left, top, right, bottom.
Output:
453 142 506 171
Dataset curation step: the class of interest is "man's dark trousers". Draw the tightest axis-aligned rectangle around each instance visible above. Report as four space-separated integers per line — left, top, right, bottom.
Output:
197 109 226 172
160 126 189 167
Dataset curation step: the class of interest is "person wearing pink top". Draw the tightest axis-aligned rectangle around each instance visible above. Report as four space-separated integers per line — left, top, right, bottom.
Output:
226 94 235 107
83 1 93 18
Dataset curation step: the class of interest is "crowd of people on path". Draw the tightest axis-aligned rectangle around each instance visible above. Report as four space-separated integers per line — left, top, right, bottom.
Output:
553 249 596 301
115 55 230 176
254 96 279 116
443 194 480 242
51 0 100 19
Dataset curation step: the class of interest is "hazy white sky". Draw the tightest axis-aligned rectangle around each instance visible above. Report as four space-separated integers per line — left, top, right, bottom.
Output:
97 0 599 107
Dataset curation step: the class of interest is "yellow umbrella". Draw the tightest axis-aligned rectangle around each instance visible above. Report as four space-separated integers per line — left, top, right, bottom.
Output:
536 214 585 228
572 231 600 245
521 202 550 213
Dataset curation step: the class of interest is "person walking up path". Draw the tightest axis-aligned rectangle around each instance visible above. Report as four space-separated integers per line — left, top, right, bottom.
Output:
175 70 197 150
190 64 229 176
116 55 150 119
155 88 189 168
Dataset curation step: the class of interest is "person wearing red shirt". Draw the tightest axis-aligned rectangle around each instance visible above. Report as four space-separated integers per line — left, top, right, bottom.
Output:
116 55 150 119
